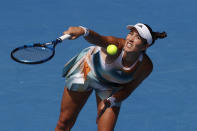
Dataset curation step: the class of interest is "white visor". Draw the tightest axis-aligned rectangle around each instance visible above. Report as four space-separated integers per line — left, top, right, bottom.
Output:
127 23 153 45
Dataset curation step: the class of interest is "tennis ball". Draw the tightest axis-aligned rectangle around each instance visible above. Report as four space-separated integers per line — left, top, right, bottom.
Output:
107 44 118 55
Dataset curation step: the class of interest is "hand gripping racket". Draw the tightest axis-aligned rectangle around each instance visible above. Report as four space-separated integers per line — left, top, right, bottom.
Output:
10 34 71 64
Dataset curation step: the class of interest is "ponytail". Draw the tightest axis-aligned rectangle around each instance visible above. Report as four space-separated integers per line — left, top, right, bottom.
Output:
153 31 167 40
144 24 167 46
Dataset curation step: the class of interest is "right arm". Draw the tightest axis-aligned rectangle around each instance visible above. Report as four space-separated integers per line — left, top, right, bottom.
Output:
63 26 124 49
84 29 123 48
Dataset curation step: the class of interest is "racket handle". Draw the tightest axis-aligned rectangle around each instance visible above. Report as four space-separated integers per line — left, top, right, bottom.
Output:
59 34 71 41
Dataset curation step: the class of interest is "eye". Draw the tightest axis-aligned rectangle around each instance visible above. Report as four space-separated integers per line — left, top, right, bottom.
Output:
130 31 134 35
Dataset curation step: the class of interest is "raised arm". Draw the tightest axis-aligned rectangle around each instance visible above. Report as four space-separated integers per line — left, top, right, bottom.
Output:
63 26 124 48
84 30 123 48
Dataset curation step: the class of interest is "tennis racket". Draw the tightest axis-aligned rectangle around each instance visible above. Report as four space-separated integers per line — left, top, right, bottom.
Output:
11 34 71 64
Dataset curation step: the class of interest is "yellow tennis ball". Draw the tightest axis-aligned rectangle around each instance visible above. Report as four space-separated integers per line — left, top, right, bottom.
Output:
107 44 118 55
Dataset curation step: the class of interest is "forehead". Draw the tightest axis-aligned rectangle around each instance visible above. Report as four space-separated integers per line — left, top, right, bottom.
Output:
128 28 146 42
129 27 139 34
128 28 141 38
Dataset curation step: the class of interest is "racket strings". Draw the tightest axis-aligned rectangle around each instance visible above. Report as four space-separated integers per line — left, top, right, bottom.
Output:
13 46 54 62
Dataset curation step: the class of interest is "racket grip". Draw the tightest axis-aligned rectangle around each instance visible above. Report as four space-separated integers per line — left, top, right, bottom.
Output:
59 34 71 41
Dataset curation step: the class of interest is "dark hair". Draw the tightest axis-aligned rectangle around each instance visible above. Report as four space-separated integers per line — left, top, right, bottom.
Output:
144 24 167 46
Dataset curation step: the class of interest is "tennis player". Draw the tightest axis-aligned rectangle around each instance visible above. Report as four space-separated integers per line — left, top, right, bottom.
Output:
55 23 167 131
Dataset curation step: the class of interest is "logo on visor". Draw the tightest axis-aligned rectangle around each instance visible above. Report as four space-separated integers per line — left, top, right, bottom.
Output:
138 25 143 28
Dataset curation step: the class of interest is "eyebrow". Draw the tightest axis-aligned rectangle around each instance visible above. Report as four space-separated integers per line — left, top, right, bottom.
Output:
130 31 141 38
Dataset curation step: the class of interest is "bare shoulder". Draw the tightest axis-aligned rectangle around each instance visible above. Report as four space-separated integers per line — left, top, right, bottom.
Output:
100 37 125 62
143 54 153 71
103 36 125 49
134 54 153 81
123 54 153 88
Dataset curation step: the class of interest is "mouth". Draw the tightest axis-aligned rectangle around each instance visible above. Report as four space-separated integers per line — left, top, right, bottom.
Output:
127 42 132 48
125 40 133 48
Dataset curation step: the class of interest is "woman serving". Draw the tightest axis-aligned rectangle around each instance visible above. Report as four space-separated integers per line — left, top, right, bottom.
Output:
55 23 167 131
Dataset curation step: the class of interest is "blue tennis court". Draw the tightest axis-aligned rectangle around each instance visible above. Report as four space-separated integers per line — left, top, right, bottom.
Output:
1 0 197 130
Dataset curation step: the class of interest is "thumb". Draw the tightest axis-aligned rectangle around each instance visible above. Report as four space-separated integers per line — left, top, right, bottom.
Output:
69 35 78 40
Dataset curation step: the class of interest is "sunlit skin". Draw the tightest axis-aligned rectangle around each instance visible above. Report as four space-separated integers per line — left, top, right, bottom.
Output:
124 30 146 52
122 30 149 67
55 27 153 131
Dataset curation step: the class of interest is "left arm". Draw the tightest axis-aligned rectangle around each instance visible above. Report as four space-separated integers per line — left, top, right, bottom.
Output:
113 78 144 102
96 56 153 121
97 60 153 120
110 56 153 104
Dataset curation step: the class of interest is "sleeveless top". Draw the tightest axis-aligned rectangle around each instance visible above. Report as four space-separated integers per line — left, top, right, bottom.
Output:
90 47 143 86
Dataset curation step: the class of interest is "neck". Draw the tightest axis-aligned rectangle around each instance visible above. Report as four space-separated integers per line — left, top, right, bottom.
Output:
122 51 141 67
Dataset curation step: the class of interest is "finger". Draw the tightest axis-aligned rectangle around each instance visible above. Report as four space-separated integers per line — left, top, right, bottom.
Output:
96 105 108 124
96 108 106 124
63 31 69 35
96 109 104 124
96 116 99 124
69 36 78 40
104 99 111 107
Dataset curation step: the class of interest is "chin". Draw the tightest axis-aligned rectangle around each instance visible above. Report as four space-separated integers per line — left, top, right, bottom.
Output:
123 48 133 52
124 49 139 54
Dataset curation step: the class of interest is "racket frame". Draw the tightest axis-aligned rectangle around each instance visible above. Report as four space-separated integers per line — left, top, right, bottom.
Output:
10 34 70 64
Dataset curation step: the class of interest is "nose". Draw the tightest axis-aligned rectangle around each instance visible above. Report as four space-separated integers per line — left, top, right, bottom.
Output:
128 36 134 42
